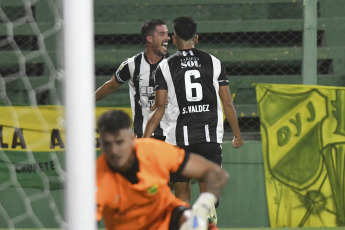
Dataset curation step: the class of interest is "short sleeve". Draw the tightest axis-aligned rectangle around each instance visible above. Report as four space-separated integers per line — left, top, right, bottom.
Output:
218 63 229 86
174 151 190 174
114 59 131 84
154 63 168 90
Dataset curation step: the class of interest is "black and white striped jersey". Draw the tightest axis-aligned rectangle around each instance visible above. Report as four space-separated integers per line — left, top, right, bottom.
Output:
154 48 229 146
114 52 169 138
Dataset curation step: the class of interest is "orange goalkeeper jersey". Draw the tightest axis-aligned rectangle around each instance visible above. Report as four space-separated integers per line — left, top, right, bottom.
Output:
96 138 189 230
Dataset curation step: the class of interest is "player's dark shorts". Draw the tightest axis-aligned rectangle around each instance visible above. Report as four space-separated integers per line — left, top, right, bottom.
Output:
170 142 222 182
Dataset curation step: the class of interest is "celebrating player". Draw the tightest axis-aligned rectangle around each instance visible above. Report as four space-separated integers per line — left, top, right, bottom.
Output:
94 19 170 140
143 17 243 224
96 110 228 230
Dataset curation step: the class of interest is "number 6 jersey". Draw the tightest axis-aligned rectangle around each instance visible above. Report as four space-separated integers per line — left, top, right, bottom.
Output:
154 48 229 146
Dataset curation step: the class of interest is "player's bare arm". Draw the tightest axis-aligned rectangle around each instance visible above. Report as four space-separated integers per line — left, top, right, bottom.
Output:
143 89 167 137
219 85 243 148
95 75 121 101
179 152 229 229
180 153 228 197
150 98 168 111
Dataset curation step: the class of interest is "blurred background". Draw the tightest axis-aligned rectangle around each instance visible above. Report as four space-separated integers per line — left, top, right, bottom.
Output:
1 0 345 228
1 0 345 139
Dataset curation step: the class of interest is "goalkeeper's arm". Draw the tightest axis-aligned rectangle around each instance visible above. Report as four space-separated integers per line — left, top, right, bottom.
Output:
180 153 229 197
179 153 228 229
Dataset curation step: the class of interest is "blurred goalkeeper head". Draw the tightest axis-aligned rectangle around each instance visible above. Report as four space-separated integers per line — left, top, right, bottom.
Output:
141 18 170 57
97 110 135 172
173 17 199 48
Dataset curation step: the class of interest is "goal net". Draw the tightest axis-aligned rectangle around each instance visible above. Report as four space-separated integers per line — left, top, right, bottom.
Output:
0 0 96 229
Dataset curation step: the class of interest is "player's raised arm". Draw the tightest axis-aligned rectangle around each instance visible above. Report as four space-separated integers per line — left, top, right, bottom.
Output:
143 89 167 137
219 85 243 148
94 75 121 101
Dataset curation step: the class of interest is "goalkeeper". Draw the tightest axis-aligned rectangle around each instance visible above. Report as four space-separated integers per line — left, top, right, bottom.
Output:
96 110 228 230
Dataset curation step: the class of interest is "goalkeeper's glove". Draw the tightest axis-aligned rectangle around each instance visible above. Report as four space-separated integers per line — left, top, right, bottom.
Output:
179 192 217 230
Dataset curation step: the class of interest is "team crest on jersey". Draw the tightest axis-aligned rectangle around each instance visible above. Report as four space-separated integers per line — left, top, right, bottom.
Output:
147 184 158 195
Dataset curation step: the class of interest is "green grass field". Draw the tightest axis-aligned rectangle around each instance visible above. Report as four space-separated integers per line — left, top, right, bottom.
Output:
2 228 344 230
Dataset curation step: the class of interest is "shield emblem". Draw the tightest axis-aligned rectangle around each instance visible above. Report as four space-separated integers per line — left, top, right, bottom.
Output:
259 88 327 190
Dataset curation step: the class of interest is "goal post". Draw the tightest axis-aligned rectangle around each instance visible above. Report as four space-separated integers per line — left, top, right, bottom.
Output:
63 0 96 229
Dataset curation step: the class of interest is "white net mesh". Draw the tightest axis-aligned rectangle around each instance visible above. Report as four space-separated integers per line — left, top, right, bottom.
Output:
2 0 345 229
0 0 65 228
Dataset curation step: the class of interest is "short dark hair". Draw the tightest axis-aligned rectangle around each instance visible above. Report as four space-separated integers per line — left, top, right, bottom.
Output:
173 17 197 41
141 18 166 43
97 110 131 134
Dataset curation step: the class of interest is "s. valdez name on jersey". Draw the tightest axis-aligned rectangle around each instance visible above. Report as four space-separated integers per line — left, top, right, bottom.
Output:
182 104 210 114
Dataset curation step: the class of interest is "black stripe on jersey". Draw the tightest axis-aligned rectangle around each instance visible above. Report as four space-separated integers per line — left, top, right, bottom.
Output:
114 61 130 84
133 53 144 137
149 61 164 137
154 65 168 90
206 58 218 143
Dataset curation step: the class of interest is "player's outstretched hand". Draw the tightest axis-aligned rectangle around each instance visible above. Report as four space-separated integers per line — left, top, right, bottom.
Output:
232 136 243 148
179 210 208 230
180 193 217 230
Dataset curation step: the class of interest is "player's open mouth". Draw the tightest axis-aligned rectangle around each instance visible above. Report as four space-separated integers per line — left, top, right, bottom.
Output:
161 42 168 50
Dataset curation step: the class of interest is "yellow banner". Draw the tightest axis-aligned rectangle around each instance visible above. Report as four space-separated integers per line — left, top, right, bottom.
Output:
0 106 132 152
256 84 345 227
